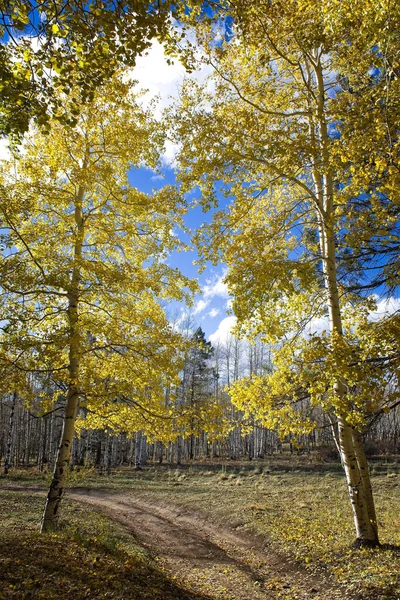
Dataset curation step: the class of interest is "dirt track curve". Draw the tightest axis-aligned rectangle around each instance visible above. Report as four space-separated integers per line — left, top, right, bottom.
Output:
68 488 354 600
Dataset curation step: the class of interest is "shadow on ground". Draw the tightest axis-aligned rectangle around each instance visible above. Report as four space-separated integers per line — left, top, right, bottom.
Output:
0 533 212 600
379 543 400 554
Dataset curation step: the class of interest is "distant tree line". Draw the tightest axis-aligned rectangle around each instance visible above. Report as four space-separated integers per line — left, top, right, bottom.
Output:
1 327 399 475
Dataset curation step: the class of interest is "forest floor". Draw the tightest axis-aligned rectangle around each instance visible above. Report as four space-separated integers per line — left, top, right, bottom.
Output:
0 456 399 600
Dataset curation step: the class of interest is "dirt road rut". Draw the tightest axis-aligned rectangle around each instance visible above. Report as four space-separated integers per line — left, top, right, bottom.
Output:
70 488 351 600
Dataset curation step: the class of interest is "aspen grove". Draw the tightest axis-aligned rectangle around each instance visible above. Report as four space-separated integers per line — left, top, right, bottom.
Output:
0 0 399 568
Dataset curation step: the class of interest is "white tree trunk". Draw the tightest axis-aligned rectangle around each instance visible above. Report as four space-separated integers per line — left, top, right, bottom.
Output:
4 392 17 475
176 435 183 465
351 428 378 541
41 387 79 531
311 56 379 547
41 181 85 532
337 416 379 545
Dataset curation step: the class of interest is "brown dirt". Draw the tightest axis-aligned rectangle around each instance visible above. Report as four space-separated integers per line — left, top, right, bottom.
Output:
66 488 355 600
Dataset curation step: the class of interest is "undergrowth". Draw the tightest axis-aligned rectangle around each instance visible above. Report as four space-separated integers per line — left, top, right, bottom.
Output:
0 489 209 600
1 456 399 599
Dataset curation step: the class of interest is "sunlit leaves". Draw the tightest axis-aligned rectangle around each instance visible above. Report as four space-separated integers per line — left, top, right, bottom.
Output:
0 0 213 138
171 0 400 441
0 76 194 439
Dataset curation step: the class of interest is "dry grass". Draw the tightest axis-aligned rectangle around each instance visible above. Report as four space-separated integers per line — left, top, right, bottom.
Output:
1 456 399 599
0 488 210 600
101 458 399 600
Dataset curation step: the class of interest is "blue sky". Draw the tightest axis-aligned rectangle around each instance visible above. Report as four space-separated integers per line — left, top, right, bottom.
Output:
128 40 400 346
130 42 236 345
131 162 234 344
1 39 398 346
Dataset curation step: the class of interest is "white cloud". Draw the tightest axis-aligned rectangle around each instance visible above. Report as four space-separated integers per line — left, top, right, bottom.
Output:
368 296 400 322
203 271 230 300
129 39 212 166
193 299 209 315
162 139 181 167
0 138 10 161
131 42 186 118
303 315 330 337
208 307 220 318
209 315 237 345
131 38 210 101
172 309 193 334
303 296 400 338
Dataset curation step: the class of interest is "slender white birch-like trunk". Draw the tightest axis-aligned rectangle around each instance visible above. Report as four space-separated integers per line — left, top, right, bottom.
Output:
135 430 144 470
41 184 85 533
311 55 379 547
351 428 378 541
4 392 17 475
176 435 183 465
320 210 378 545
103 433 112 475
41 382 80 531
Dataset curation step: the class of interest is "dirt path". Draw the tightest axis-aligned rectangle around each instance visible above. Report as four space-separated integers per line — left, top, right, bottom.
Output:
68 488 353 600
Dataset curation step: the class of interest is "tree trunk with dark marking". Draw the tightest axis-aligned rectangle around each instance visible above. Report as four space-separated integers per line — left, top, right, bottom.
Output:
4 392 17 475
41 182 85 533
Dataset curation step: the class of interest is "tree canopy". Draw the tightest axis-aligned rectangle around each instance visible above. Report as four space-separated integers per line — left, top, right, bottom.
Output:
0 74 197 528
0 0 218 138
169 0 400 546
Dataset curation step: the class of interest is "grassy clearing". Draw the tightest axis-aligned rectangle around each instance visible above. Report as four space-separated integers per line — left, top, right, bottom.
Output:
161 461 398 600
69 457 399 600
0 488 210 600
1 456 399 599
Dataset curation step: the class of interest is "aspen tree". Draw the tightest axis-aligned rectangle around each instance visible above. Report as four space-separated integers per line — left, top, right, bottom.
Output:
0 75 195 530
0 0 215 138
172 0 400 546
3 392 16 475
